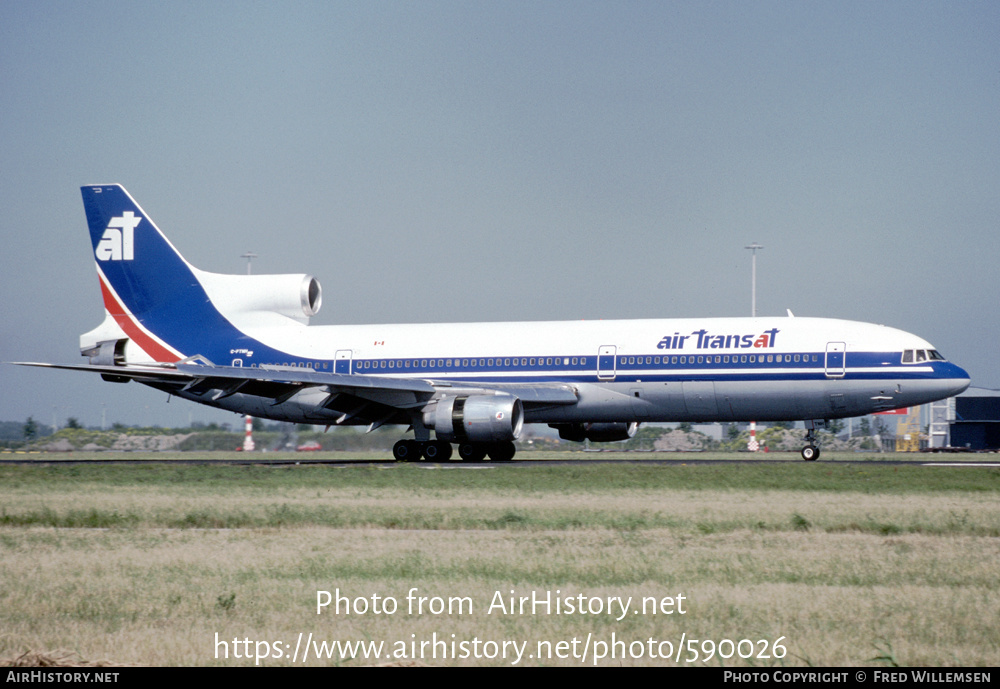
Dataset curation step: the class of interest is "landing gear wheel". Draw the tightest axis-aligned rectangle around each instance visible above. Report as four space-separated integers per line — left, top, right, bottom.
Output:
487 441 516 462
458 443 487 462
393 440 420 462
423 441 453 461
802 421 823 462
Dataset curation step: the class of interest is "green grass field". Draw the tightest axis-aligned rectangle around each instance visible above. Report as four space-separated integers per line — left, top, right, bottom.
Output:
1 453 998 666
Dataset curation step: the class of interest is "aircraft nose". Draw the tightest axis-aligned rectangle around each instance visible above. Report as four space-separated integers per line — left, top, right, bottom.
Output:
945 362 972 396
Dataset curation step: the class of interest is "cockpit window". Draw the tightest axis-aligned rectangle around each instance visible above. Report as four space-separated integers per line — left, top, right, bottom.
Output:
902 349 946 364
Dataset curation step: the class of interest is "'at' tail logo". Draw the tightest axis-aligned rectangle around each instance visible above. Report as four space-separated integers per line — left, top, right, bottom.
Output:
95 211 142 261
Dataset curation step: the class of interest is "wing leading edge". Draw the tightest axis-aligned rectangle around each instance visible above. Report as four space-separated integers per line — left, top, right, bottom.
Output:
13 360 579 429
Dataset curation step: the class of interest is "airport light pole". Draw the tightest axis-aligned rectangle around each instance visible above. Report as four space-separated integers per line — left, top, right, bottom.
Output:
744 243 764 453
241 251 258 275
745 243 764 317
239 251 258 451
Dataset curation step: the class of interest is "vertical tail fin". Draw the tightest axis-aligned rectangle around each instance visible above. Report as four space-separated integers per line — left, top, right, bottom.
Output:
81 185 208 363
81 185 307 368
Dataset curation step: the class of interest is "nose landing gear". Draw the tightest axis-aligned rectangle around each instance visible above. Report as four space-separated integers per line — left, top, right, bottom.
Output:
801 444 820 461
801 420 824 461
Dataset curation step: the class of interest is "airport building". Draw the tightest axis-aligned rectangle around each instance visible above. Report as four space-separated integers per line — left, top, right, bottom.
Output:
949 387 1000 451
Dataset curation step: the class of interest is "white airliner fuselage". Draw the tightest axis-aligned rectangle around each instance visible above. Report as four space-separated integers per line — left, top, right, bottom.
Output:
18 185 971 461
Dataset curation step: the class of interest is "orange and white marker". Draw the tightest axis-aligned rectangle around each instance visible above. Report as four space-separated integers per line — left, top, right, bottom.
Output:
243 415 255 452
747 421 758 452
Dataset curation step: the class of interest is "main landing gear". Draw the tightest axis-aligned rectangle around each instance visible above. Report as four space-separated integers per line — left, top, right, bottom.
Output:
392 440 452 462
392 439 516 462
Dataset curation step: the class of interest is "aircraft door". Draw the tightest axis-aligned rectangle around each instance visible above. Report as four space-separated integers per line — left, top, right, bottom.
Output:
335 350 353 375
825 342 846 378
597 346 617 380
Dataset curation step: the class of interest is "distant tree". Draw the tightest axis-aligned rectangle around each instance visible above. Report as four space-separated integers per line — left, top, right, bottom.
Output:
67 418 82 429
23 417 38 441
859 417 871 436
677 422 693 433
872 418 887 436
727 424 741 440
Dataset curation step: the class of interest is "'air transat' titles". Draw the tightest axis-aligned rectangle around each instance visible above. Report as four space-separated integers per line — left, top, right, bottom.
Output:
657 328 779 351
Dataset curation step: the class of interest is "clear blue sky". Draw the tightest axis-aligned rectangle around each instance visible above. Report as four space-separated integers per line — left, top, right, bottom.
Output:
2 1 998 429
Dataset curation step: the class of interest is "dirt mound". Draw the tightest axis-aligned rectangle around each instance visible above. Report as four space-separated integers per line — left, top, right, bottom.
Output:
653 429 710 451
38 438 74 452
109 433 192 451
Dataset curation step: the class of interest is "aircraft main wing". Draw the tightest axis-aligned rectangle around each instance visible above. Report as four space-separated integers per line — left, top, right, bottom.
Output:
13 361 579 427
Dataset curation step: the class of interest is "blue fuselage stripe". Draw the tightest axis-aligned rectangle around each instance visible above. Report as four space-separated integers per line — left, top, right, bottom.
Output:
233 348 961 385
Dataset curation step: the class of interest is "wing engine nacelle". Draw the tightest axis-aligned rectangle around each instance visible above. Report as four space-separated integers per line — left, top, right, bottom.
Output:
551 422 638 443
430 394 524 443
196 270 322 323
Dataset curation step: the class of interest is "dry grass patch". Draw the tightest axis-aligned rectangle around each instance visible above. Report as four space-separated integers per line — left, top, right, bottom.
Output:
2 462 997 665
1 526 998 666
3 484 998 535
